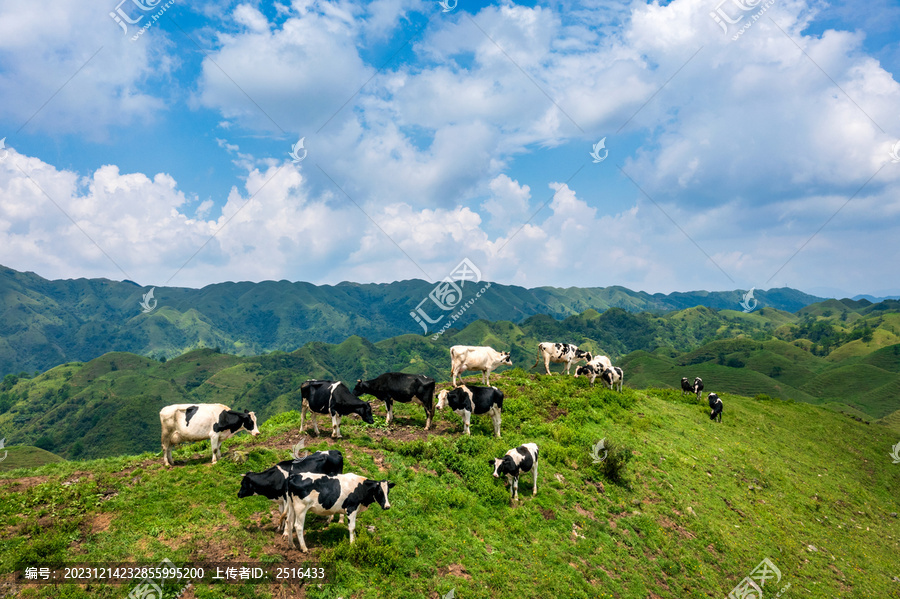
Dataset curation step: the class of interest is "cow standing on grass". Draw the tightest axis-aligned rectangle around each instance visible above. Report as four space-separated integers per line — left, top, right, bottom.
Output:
353 373 435 430
531 342 591 375
285 473 395 552
490 443 538 505
300 380 374 438
159 403 259 466
449 345 512 386
238 449 344 535
709 392 723 422
693 377 704 400
681 377 693 396
436 384 503 437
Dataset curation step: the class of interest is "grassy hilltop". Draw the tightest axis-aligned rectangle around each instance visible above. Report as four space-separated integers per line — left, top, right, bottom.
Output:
0 370 898 599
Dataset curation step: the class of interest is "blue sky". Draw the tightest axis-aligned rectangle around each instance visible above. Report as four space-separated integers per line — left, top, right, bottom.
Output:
1 0 899 297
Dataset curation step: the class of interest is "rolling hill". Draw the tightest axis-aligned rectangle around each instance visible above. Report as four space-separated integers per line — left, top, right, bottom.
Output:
2 297 900 461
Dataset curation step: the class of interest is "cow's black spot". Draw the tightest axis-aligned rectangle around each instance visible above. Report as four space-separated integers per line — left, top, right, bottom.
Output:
185 405 199 427
289 475 342 510
213 410 246 434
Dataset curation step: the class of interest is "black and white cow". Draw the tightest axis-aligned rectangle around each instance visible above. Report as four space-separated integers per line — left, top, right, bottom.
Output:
300 380 374 438
681 377 693 395
599 366 624 392
238 450 344 533
693 377 704 400
490 443 538 505
159 403 259 466
353 373 435 430
286 473 395 552
708 392 723 422
436 384 503 437
449 345 512 386
531 342 591 375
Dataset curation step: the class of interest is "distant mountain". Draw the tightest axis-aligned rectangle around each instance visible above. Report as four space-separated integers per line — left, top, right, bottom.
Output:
0 264 824 375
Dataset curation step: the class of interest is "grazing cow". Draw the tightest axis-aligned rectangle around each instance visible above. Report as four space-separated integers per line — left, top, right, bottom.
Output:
490 443 539 505
574 357 616 388
354 373 435 430
530 342 591 375
238 450 344 533
709 392 723 422
436 384 503 437
693 377 704 400
599 366 624 392
681 377 693 395
300 380 374 438
449 345 512 386
286 473 395 552
159 403 259 466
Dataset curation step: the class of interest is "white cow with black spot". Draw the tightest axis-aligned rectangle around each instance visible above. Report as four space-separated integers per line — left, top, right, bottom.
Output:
490 443 538 505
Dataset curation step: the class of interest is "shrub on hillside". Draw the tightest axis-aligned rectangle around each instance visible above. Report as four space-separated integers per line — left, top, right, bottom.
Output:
592 440 633 486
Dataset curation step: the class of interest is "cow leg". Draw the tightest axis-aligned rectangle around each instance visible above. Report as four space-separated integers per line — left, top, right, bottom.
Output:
451 368 458 387
292 505 310 552
385 400 393 426
482 369 490 385
347 510 358 544
564 360 571 375
424 405 433 430
544 357 552 376
532 459 538 496
463 410 471 435
490 405 502 438
282 500 296 540
332 413 342 439
210 434 220 464
276 499 287 533
162 442 172 467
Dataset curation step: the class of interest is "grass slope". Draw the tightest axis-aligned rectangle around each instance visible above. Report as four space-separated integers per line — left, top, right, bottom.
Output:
0 370 898 599
0 446 64 472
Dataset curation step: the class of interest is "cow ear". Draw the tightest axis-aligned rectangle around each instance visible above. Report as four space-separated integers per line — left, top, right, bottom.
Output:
388 482 396 489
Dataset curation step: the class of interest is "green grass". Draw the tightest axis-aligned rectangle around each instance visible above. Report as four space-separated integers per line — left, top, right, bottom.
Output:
1 369 898 598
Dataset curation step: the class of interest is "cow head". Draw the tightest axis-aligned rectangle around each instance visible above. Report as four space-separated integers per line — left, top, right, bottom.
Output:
574 365 593 378
370 479 396 510
237 473 258 498
357 401 375 424
489 455 516 478
352 379 369 397
574 349 591 362
582 352 593 364
499 352 512 366
436 389 450 410
243 411 260 436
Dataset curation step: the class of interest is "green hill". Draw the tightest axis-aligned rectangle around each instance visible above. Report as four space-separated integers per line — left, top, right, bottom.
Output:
0 264 825 376
0 445 64 472
0 370 897 599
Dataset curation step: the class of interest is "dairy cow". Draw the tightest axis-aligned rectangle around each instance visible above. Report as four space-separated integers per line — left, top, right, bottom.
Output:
693 377 704 400
599 366 624 392
490 443 539 505
286 473 395 552
300 380 374 438
238 450 344 533
449 345 512 387
531 342 591 375
159 403 259 466
574 358 617 388
708 392 723 422
436 384 503 437
354 373 435 429
681 377 693 395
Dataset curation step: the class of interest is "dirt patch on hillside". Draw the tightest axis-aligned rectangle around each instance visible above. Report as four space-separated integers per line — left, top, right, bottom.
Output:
88 512 115 534
438 563 472 580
